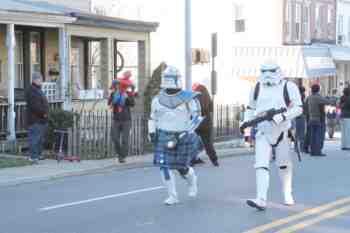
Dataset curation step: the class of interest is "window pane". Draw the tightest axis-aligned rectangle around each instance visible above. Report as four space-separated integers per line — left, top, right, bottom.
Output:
338 15 344 34
348 17 350 41
235 19 245 32
30 32 41 77
117 42 138 67
15 31 24 88
295 3 302 41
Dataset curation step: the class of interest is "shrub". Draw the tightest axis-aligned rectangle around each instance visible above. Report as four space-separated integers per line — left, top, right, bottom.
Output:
47 109 76 149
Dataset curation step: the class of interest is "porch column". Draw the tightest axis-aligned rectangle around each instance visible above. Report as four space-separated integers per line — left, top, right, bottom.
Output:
138 40 147 113
6 24 16 141
100 38 113 97
59 27 71 110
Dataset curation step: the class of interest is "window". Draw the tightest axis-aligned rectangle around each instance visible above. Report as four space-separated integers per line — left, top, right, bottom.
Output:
315 3 323 38
327 5 335 39
284 1 293 42
89 41 101 89
338 15 344 35
348 17 350 42
30 32 42 77
15 31 24 88
295 3 302 41
234 4 245 33
302 3 311 43
116 41 139 91
0 60 2 83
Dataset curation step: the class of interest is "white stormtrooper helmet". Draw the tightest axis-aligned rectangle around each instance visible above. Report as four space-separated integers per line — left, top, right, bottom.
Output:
160 66 183 89
259 61 283 86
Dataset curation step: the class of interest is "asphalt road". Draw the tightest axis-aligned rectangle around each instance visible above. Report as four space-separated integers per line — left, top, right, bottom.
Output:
1 140 350 233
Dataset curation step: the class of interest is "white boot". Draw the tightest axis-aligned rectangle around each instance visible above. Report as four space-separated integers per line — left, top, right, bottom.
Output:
161 169 179 205
185 167 198 197
247 168 269 211
279 166 295 206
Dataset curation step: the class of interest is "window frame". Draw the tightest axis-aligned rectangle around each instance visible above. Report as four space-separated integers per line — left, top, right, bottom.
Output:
294 2 302 42
233 4 245 33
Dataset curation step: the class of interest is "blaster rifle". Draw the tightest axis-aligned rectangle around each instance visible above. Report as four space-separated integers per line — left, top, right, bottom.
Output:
240 107 287 134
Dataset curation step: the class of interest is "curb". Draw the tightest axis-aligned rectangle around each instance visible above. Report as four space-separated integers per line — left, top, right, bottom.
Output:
0 146 253 188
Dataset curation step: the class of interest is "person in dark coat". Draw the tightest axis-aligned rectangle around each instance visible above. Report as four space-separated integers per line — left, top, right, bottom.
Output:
304 84 333 156
191 83 219 167
25 72 49 164
339 87 350 150
108 72 135 163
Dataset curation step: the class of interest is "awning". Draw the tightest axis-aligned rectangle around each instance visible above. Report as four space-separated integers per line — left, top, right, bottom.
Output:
233 46 336 79
303 47 336 77
330 46 350 61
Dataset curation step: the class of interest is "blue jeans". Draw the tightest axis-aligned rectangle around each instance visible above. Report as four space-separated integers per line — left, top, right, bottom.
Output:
295 116 306 150
309 120 322 155
28 123 48 160
320 120 326 150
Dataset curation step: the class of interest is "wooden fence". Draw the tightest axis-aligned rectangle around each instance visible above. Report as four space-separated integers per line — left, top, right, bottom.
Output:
67 105 241 160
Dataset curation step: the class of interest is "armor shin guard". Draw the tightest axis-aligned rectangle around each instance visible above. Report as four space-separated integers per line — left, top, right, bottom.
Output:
161 168 178 205
185 167 198 197
256 168 270 202
279 165 294 205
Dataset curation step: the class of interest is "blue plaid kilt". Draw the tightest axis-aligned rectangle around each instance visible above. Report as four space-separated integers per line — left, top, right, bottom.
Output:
154 130 203 169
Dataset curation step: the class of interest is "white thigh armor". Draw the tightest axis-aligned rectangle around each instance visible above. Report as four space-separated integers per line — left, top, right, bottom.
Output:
255 131 291 169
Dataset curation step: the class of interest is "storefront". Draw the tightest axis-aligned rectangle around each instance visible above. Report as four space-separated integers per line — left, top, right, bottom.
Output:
233 45 337 95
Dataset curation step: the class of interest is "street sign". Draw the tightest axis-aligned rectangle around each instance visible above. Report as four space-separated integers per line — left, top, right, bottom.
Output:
211 33 217 58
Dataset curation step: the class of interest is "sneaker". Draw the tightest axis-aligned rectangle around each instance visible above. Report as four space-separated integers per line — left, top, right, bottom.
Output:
164 196 179 205
118 157 126 163
212 160 219 167
30 159 39 165
246 199 267 211
284 193 295 206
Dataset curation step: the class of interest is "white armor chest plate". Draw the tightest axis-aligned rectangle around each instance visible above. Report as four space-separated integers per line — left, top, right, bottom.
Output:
155 100 191 132
255 83 291 142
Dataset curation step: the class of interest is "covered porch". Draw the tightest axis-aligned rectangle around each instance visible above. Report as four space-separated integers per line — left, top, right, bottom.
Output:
66 12 158 113
0 9 75 140
0 5 158 142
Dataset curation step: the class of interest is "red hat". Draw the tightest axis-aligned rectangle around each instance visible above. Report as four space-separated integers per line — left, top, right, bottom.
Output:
192 82 201 91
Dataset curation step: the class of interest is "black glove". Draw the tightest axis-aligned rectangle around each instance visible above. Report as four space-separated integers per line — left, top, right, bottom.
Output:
149 133 156 143
240 122 248 135
265 108 277 121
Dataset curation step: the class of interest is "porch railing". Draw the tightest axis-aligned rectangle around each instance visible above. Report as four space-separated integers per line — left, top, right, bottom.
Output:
0 101 63 138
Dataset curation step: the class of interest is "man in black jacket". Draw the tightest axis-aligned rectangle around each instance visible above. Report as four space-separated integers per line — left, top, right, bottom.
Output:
304 84 333 156
25 72 49 164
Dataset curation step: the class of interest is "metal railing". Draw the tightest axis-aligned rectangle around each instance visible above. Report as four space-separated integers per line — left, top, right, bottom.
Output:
67 105 241 159
0 101 63 138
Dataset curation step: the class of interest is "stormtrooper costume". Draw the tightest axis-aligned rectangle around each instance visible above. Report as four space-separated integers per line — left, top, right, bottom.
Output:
148 66 203 205
244 62 302 210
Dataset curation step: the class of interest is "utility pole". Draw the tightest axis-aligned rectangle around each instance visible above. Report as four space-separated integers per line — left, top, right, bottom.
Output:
6 24 16 142
185 0 192 91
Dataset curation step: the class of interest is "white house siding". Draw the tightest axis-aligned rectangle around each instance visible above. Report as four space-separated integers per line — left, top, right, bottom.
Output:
231 0 284 47
335 0 350 94
337 0 350 46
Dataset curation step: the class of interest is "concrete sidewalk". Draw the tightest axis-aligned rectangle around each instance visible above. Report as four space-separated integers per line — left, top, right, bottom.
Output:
0 139 253 187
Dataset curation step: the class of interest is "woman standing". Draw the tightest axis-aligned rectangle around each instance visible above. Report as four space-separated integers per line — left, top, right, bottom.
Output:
339 87 350 150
